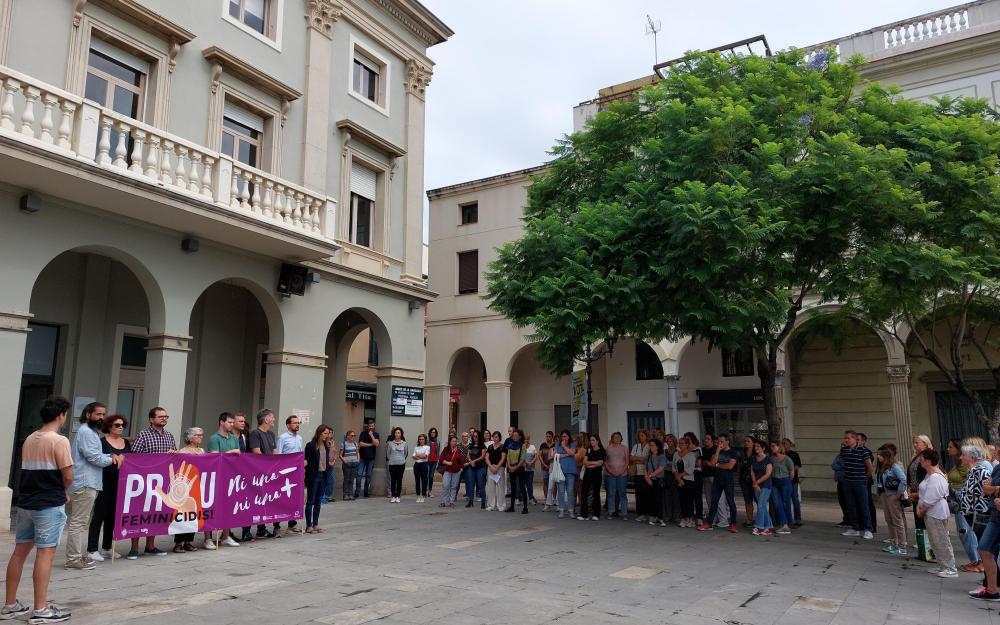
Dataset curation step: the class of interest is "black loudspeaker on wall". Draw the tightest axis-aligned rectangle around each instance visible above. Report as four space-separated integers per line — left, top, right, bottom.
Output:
277 263 308 296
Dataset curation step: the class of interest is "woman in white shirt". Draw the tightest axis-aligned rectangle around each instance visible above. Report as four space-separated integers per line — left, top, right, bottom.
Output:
631 430 651 522
673 435 700 528
412 434 430 503
916 448 957 577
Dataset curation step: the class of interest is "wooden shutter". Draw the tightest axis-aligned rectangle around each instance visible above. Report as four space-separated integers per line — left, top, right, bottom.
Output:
457 250 478 294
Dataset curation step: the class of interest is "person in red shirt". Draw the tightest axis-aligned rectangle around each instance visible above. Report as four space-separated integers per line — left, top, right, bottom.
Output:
439 436 464 507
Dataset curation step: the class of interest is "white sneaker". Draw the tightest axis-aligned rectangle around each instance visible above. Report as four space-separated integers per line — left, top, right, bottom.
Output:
222 536 240 547
87 551 104 562
841 529 860 537
203 539 217 550
862 531 874 540
542 505 550 512
99 549 113 558
416 497 424 503
590 516 599 521
636 515 648 522
937 569 959 578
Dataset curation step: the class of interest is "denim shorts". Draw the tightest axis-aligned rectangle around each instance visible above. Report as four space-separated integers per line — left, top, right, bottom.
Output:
979 516 1000 555
15 505 67 548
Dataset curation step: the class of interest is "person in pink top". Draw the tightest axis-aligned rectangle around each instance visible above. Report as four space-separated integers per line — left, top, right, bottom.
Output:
605 432 630 519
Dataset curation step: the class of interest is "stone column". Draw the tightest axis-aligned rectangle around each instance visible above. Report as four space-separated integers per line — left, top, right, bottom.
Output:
375 366 424 495
0 310 31 527
401 60 432 284
665 375 680 435
774 369 788 440
423 384 451 439
301 0 341 191
887 364 914 449
141 333 191 445
485 380 512 434
263 350 327 428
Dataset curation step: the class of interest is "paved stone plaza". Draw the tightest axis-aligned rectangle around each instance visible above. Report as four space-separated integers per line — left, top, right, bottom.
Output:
1 495 995 625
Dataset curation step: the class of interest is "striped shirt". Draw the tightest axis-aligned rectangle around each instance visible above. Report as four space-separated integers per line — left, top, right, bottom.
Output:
18 430 72 510
839 444 871 483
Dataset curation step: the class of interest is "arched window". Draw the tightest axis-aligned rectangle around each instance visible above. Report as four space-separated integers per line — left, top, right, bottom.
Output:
635 341 663 380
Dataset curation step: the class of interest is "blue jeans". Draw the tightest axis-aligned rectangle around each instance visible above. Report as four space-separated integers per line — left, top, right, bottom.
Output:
305 474 326 527
355 458 375 497
323 465 336 500
557 473 577 513
770 477 793 526
791 481 802 522
607 474 628 515
466 466 486 503
843 479 872 532
956 511 980 562
707 474 736 526
754 486 773 529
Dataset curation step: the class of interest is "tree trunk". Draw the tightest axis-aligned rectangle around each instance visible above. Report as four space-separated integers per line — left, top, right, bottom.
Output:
757 350 780 442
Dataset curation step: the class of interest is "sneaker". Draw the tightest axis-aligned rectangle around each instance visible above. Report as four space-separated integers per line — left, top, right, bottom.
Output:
100 548 114 558
64 559 96 570
590 516 599 521
256 530 275 539
203 539 217 550
558 511 565 519
222 536 240 547
927 567 943 574
896 547 908 555
542 505 550 512
1 601 29 620
728 524 738 533
125 550 140 560
578 516 588 521
658 520 667 527
636 515 648 523
144 547 167 556
649 520 657 526
882 544 896 553
28 606 71 624
761 528 774 536
87 550 104 562
938 569 959 578
970 589 1000 601
862 531 874 540
696 523 713 531
882 537 893 544
419 497 426 503
752 528 762 536
970 586 988 596
841 529 860 537
776 527 791 535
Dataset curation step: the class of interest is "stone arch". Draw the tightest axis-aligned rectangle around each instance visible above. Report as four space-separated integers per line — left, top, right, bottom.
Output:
184 276 284 350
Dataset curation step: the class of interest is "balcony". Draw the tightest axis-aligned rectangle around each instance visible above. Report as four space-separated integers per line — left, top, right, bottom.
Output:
0 64 338 261
799 0 1000 64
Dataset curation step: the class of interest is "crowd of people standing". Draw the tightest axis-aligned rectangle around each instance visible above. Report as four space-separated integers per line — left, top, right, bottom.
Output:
6 395 999 625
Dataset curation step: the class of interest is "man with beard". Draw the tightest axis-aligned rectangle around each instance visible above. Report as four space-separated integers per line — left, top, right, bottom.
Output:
65 402 123 570
276 415 304 533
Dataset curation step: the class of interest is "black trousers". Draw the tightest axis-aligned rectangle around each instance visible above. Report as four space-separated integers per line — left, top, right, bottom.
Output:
509 470 528 508
87 486 116 552
836 481 849 523
580 475 602 518
389 464 405 498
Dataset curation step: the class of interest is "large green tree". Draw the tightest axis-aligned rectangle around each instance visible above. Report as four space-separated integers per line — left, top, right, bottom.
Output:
486 49 918 439
836 91 1000 443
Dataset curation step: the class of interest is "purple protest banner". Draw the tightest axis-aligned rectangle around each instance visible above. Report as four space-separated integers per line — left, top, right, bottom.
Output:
114 452 304 539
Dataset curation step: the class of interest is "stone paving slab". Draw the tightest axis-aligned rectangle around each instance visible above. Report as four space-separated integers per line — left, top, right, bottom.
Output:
0 497 996 624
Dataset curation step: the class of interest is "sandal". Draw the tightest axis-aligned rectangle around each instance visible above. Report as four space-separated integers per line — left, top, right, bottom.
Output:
315 527 325 533
305 527 315 534
172 545 186 554
961 562 984 573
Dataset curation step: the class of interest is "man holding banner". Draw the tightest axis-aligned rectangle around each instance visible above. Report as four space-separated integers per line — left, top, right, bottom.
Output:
126 407 175 559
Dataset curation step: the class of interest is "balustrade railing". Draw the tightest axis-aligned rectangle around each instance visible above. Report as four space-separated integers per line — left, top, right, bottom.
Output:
882 7 970 49
0 63 330 242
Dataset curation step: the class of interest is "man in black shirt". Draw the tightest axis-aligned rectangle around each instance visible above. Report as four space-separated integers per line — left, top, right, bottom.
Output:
783 438 803 527
249 409 278 539
698 434 739 532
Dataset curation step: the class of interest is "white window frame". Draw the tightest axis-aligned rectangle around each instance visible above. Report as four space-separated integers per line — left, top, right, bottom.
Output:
348 34 390 116
221 0 284 51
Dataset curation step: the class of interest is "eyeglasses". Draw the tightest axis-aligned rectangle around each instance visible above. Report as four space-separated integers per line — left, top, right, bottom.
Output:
157 415 170 419
112 423 125 428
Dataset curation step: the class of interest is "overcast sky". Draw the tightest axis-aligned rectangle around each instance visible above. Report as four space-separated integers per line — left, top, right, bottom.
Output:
417 0 959 237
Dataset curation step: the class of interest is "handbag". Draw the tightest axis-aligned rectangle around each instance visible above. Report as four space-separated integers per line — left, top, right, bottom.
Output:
884 475 901 492
916 528 935 562
551 454 566 484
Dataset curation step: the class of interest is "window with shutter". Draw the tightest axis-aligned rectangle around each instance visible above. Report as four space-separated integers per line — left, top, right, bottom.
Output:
457 250 478 294
349 163 377 247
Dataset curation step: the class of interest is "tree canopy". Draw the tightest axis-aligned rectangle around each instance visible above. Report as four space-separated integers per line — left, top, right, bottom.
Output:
486 49 923 438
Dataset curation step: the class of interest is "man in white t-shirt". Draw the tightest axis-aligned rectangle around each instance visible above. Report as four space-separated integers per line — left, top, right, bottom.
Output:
916 448 957 578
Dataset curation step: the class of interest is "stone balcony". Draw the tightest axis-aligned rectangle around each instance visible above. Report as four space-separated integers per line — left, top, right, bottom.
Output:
0 63 339 262
800 0 1000 64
